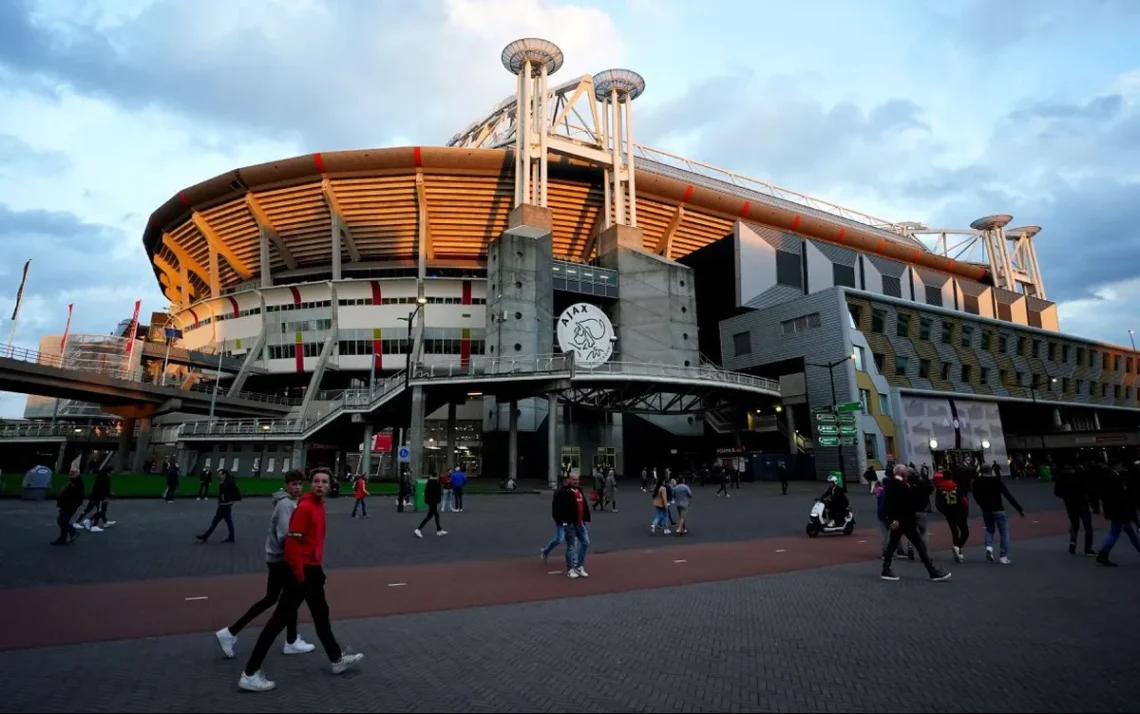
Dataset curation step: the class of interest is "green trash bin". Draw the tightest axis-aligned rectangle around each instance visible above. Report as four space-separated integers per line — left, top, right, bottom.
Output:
414 478 427 512
1038 464 1052 483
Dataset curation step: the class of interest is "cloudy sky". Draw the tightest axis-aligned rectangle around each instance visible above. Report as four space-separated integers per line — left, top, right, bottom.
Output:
1 0 1138 417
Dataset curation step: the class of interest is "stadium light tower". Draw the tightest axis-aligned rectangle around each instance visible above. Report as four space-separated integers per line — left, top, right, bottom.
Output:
593 69 646 229
501 38 564 208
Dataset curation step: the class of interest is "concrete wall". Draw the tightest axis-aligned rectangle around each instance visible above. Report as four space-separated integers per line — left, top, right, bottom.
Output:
486 226 554 364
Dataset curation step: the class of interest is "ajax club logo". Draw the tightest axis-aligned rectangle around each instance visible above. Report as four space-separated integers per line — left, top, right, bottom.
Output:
556 302 614 369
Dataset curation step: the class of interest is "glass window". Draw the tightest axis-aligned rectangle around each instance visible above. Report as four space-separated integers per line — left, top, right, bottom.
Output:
848 305 861 329
919 318 932 341
919 359 931 378
833 263 856 288
1000 369 1008 385
961 364 972 382
961 326 974 348
999 334 1008 353
1047 342 1056 361
896 314 910 338
895 356 908 376
941 363 951 381
980 366 989 384
1114 355 1122 371
853 346 865 371
775 250 802 289
732 331 751 356
878 394 890 416
1032 340 1041 358
981 331 992 351
871 309 886 333
941 322 953 345
1062 345 1071 363
873 353 885 372
1076 346 1085 365
865 433 878 460
859 389 871 414
1017 336 1027 355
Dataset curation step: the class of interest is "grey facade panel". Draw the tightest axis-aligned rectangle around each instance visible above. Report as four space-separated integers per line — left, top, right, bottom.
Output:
867 254 907 277
810 239 858 267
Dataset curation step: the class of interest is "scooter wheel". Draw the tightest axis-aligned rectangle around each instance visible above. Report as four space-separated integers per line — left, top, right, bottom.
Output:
806 524 820 537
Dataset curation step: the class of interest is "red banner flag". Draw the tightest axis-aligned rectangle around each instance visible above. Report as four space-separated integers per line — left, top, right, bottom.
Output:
10 259 30 321
60 303 74 355
124 299 141 355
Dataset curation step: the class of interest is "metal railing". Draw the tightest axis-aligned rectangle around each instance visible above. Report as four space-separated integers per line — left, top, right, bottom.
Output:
0 423 126 440
581 360 781 393
0 343 297 407
412 354 572 380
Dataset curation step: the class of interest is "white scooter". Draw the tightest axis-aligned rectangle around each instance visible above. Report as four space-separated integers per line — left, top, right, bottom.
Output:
806 499 855 537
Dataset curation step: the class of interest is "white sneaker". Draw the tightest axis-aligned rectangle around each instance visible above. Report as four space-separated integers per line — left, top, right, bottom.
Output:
215 628 237 659
103 521 117 527
985 546 995 563
331 652 364 675
576 566 589 578
89 525 104 533
663 528 672 535
80 519 91 530
650 525 657 533
952 546 963 563
413 529 423 539
436 530 448 536
238 670 275 692
283 636 315 655
567 568 580 579
999 556 1011 565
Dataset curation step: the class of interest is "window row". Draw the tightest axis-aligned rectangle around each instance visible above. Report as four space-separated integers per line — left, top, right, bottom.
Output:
780 313 822 336
337 296 487 306
337 338 487 356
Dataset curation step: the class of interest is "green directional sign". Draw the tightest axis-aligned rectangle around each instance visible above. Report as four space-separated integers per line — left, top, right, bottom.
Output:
839 424 858 435
837 412 857 425
812 405 835 414
814 413 838 424
839 436 857 447
837 401 862 412
817 436 839 447
816 424 839 436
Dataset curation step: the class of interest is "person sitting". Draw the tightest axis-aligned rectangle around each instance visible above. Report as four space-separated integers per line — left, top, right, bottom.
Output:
821 476 850 525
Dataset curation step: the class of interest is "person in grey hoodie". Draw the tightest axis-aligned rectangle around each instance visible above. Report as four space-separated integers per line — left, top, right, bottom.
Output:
214 471 315 658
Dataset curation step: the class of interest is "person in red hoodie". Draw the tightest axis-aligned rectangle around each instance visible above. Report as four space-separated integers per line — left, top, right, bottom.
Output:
238 468 364 693
350 473 369 518
934 468 971 563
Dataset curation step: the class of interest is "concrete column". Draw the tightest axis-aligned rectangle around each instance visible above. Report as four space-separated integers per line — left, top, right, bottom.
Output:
130 417 152 474
409 385 426 480
1053 408 1063 429
361 422 374 478
1094 411 1102 431
291 440 308 473
259 226 272 288
55 442 68 473
390 428 402 480
547 393 558 489
445 402 457 472
785 407 798 454
508 398 519 484
114 417 136 473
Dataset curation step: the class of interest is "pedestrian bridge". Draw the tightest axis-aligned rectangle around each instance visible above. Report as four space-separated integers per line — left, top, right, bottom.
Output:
175 354 781 442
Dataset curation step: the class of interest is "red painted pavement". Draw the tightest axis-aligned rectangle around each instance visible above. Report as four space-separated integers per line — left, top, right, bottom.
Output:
0 510 1074 651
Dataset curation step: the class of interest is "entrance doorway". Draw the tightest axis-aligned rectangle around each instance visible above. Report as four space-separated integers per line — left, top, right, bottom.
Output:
931 449 984 472
561 446 581 477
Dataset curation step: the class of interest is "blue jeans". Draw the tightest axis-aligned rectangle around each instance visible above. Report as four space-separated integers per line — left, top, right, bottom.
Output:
443 489 452 510
652 507 670 529
351 498 367 517
1099 521 1140 555
982 510 1010 557
542 524 574 571
566 523 590 569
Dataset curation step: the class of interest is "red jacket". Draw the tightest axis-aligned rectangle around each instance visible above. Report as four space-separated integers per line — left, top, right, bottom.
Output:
285 492 327 582
353 477 368 499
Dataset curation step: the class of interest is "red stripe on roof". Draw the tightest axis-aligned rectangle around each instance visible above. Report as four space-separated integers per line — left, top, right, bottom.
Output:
313 153 325 173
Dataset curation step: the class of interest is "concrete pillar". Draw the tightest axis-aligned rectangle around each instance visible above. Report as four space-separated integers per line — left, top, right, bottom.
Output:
291 440 308 473
785 407 798 454
131 417 152 474
391 428 402 480
1094 411 1102 431
508 398 519 484
409 385 426 480
1053 408 1063 429
547 393 558 489
361 422 374 478
55 442 68 473
114 417 136 473
445 402 457 472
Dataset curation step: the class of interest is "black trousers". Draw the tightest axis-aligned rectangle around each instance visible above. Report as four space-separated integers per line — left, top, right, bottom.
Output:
55 506 79 542
243 565 341 675
453 487 464 510
202 505 234 540
883 522 938 574
164 482 177 501
717 482 728 495
944 511 970 549
229 562 298 642
198 482 210 499
78 498 108 526
1064 498 1094 551
418 504 442 531
780 477 788 495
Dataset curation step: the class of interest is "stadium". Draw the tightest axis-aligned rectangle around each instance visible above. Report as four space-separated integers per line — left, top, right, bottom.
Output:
11 38 1140 485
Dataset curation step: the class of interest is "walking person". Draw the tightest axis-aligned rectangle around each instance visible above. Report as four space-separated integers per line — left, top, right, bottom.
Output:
640 466 648 492
50 468 85 546
552 473 590 578
863 464 877 495
1055 462 1096 556
592 470 606 512
880 464 950 582
673 476 692 535
450 464 467 512
197 466 212 500
972 463 1024 564
716 464 730 498
238 469 364 692
934 468 971 563
78 465 115 532
414 472 447 538
163 460 179 502
779 462 789 496
603 467 618 512
1094 461 1140 567
216 471 315 659
350 473 369 518
650 478 671 535
196 470 241 543
440 469 453 512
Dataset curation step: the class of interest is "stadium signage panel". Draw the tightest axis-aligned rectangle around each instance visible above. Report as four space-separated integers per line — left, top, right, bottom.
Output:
557 303 615 369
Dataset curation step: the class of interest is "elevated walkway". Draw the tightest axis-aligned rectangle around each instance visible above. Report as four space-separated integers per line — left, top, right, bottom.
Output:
139 342 265 375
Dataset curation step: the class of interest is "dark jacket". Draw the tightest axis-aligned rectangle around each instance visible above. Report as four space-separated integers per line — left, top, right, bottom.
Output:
907 475 933 513
1100 469 1139 523
1053 465 1086 503
972 476 1023 515
89 469 111 501
882 478 915 526
217 476 241 507
552 485 591 525
57 477 85 511
424 477 442 506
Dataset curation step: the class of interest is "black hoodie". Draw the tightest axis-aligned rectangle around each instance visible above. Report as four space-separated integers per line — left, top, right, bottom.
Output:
90 469 111 501
972 476 1023 515
56 477 85 512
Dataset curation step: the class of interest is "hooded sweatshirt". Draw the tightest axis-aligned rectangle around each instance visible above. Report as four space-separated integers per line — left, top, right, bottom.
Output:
285 491 327 583
265 490 299 563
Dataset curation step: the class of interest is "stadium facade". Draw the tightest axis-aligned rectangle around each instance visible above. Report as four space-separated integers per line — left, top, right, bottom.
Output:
14 38 1140 483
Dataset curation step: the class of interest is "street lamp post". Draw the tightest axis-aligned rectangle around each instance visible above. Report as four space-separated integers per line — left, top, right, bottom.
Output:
399 291 429 483
1029 375 1056 453
805 354 856 486
208 347 225 424
1129 329 1136 352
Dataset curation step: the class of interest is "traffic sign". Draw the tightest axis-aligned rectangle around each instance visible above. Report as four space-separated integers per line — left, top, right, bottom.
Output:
397 446 411 463
837 401 862 412
839 425 858 435
816 424 839 436
814 413 838 424
839 436 857 447
817 436 839 447
812 405 835 414
836 412 857 425
164 327 183 339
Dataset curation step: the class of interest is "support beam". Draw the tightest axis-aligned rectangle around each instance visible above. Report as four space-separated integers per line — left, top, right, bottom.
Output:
154 255 194 306
162 233 211 290
320 179 361 262
245 193 298 270
361 422 374 479
508 399 519 486
207 245 221 298
547 393 558 489
131 417 152 473
258 227 273 288
445 402 456 472
415 170 433 260
114 417 136 473
578 210 606 262
331 215 343 280
191 212 254 281
408 385 426 483
655 204 685 257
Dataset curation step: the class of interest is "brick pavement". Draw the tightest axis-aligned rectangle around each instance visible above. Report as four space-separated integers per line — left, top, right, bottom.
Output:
0 480 1064 588
2 533 1138 713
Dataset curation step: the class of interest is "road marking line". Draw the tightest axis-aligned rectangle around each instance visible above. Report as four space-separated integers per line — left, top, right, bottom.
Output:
547 570 561 575
1032 520 1040 524
387 582 407 587
673 559 687 563
775 549 787 553
184 596 209 601
857 540 867 544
